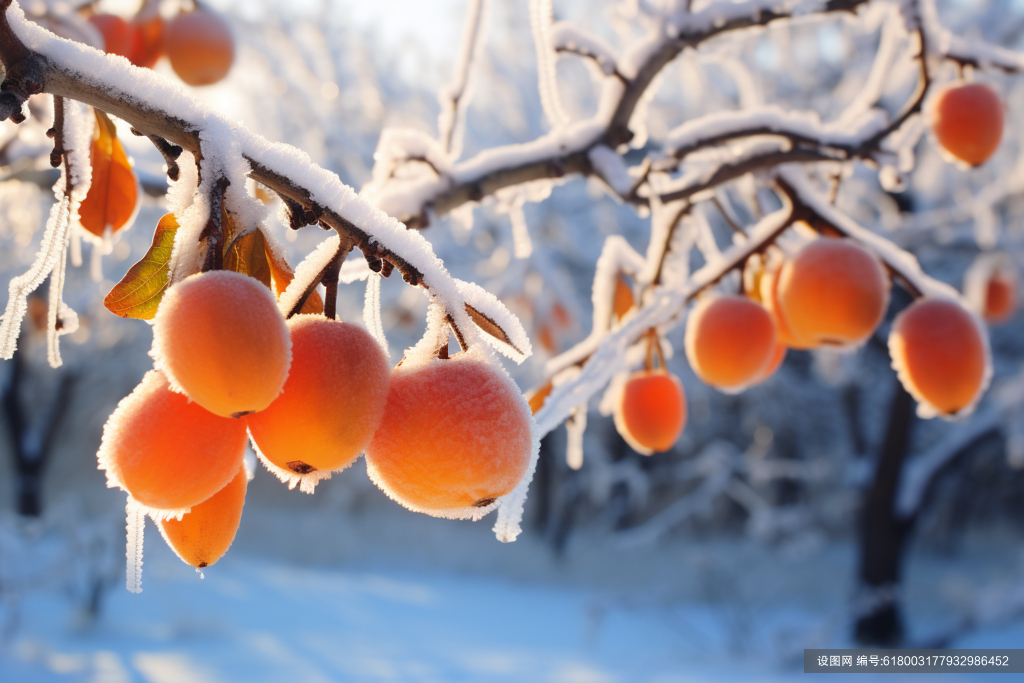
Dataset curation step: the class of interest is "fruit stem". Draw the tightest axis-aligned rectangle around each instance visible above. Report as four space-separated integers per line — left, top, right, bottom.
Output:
320 249 345 320
644 329 665 372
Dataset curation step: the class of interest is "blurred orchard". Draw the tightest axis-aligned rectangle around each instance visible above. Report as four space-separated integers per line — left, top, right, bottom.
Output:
1 0 1024 678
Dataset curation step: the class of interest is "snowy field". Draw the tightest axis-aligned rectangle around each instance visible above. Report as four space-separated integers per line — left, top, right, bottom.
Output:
1 504 1020 683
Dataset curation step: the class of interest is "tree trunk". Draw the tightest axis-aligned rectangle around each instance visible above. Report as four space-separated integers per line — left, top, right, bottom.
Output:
854 379 915 646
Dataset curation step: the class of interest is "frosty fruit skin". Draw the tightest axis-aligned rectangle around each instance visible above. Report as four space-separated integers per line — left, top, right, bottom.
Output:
152 270 291 418
365 355 532 511
614 369 686 454
164 8 235 86
89 14 135 59
889 298 988 416
932 83 1004 166
98 370 248 511
983 276 1017 323
760 256 817 349
685 295 777 392
157 466 247 568
777 239 890 347
246 315 391 474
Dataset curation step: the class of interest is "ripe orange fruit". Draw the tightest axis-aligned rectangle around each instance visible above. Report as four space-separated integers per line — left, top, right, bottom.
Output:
755 341 786 383
157 466 247 568
684 294 777 392
152 270 291 418
164 8 235 86
365 354 533 512
776 239 890 347
931 83 1004 166
614 369 686 454
759 253 817 350
964 253 1018 325
130 13 164 68
89 14 135 59
889 298 989 416
246 315 390 476
98 370 248 511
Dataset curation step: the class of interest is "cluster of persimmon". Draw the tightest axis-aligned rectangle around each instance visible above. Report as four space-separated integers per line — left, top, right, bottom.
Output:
600 232 993 458
98 269 532 571
88 1 234 86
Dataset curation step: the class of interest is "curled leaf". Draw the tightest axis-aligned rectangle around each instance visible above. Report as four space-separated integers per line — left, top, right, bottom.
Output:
104 213 177 319
79 109 139 238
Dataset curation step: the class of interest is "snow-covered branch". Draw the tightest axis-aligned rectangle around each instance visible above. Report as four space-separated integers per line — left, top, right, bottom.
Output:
0 0 531 363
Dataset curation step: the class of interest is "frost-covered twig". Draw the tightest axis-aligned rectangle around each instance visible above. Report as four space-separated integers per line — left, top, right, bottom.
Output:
0 0 531 364
437 0 486 156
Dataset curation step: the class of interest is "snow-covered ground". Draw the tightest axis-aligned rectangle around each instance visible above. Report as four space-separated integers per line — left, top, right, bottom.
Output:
1 505 1020 683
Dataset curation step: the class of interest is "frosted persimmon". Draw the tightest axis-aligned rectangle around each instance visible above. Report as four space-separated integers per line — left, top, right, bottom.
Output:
759 255 817 350
157 466 247 568
365 354 532 512
246 316 390 476
152 270 291 418
931 83 1004 167
754 341 786 383
614 369 686 455
776 239 890 347
130 13 164 69
964 253 1018 325
889 298 989 417
97 370 247 511
684 295 777 392
164 8 235 86
89 14 135 59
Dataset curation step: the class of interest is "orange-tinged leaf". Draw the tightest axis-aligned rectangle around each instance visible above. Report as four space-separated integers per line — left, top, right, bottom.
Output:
104 213 177 319
79 109 139 238
264 241 324 315
220 206 272 288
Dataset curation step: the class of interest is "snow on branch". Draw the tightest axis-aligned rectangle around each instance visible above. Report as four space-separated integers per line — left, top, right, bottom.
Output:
0 1 528 365
364 0 875 227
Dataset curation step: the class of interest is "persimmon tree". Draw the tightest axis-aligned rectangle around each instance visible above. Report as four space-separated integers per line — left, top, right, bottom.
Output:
0 0 1022 647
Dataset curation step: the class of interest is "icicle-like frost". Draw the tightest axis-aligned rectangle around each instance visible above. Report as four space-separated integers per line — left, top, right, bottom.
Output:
508 199 533 259
363 273 389 359
0 194 71 359
46 234 69 367
530 0 570 129
69 226 82 267
125 497 144 594
566 405 587 470
438 0 486 157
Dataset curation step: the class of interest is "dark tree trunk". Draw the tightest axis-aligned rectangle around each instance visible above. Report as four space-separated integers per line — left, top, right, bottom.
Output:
2 347 76 517
855 379 915 646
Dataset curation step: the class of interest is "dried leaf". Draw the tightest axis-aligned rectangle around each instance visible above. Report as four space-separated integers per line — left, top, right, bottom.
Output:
221 208 271 288
264 241 324 315
79 109 138 238
103 213 177 319
465 303 525 356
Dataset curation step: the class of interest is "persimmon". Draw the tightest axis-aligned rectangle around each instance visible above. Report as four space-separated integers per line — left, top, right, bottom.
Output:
152 270 291 418
164 8 235 86
89 14 135 60
684 294 777 392
776 239 890 347
246 315 390 475
755 341 787 383
964 253 1018 324
614 369 686 455
931 83 1004 167
98 370 247 511
613 274 633 322
759 254 817 350
130 13 165 69
156 466 247 568
889 298 989 416
365 354 532 512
